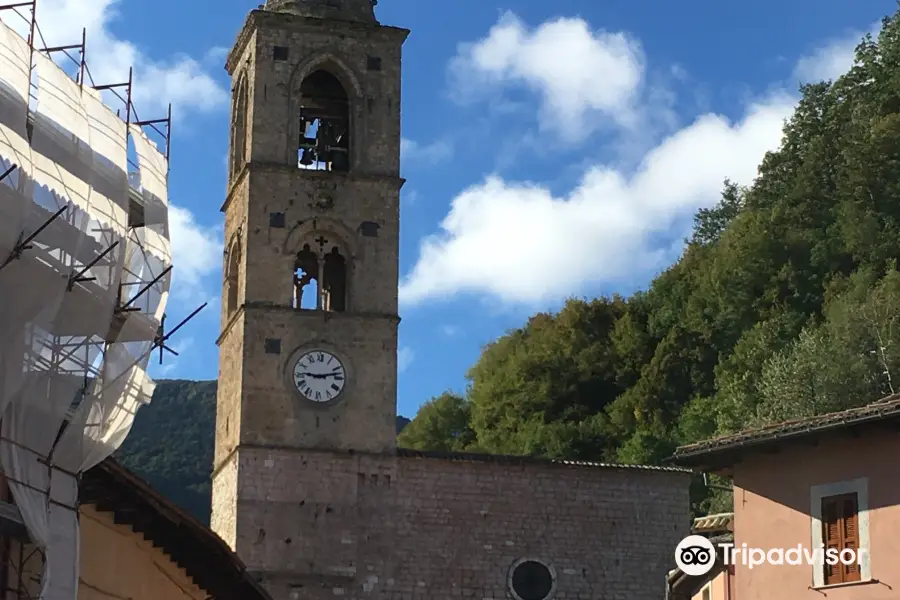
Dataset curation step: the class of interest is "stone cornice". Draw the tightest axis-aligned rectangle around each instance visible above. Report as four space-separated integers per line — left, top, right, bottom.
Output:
225 9 409 74
220 162 406 214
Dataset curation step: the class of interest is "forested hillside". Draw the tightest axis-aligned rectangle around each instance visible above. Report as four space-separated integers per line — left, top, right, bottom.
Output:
118 10 900 520
398 11 900 513
115 380 411 523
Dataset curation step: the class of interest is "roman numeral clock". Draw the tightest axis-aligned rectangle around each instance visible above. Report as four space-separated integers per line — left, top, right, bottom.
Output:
290 349 347 403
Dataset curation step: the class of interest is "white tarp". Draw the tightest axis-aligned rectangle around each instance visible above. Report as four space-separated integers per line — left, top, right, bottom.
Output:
82 86 128 242
128 123 168 230
121 225 171 321
0 20 33 254
32 52 127 237
47 325 157 600
0 18 172 600
82 87 127 173
0 367 83 599
0 20 30 103
82 86 128 297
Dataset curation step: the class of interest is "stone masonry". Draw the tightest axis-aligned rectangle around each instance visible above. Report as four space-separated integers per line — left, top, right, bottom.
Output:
211 2 692 599
216 446 689 600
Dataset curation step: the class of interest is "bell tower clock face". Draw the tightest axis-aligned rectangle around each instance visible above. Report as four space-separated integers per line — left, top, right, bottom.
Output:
291 350 346 402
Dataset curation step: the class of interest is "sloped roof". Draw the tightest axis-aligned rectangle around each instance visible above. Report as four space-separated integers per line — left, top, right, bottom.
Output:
692 512 733 533
397 448 692 473
81 458 271 600
669 394 900 469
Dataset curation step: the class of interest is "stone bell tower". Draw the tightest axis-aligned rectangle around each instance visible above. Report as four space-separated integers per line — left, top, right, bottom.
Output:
211 0 409 552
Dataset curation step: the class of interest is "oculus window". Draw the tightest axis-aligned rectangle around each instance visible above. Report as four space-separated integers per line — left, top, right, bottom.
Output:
508 559 556 600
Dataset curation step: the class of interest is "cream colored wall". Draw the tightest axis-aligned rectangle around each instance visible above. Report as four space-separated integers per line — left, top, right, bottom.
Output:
690 571 729 600
78 505 207 600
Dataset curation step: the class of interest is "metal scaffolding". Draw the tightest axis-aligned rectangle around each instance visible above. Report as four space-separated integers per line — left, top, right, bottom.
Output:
0 2 204 599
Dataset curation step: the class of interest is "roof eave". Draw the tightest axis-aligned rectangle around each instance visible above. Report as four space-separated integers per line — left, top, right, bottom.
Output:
669 404 900 468
81 459 273 600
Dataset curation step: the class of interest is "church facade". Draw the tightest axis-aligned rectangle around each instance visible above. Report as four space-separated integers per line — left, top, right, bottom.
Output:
210 2 692 599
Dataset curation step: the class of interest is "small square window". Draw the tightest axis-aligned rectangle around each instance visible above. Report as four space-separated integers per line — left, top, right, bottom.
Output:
367 56 382 71
264 338 281 354
359 221 379 237
270 212 286 228
273 46 289 61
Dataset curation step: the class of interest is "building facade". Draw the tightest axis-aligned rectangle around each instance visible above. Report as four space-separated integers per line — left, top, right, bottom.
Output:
0 459 269 600
672 396 900 600
211 2 692 599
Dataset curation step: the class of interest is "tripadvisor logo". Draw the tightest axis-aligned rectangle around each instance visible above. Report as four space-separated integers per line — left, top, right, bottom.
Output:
674 535 866 576
675 536 717 576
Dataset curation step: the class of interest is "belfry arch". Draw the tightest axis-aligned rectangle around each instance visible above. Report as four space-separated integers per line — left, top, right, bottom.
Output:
296 69 350 172
290 53 361 172
224 236 241 316
291 232 349 312
229 73 249 180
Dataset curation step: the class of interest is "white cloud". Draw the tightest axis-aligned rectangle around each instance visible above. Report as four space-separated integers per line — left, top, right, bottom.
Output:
203 46 230 66
793 21 880 83
399 14 879 307
401 138 453 164
449 11 645 141
399 92 794 306
15 0 226 118
168 204 222 300
401 189 419 206
398 346 415 373
441 325 459 337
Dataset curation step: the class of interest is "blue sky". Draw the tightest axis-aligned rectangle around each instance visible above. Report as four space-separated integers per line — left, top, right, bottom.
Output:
28 0 897 419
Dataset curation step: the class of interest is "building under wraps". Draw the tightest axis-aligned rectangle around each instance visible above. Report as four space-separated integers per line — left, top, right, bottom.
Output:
0 4 182 600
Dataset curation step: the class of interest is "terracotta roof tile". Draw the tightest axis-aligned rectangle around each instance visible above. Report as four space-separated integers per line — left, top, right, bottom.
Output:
397 448 693 473
670 394 900 466
692 512 733 533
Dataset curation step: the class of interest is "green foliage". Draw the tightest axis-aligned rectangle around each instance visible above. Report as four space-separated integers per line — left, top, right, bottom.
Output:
752 266 900 424
397 392 475 451
466 298 625 459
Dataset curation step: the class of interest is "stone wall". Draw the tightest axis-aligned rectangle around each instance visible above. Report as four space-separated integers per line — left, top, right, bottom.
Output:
224 446 690 600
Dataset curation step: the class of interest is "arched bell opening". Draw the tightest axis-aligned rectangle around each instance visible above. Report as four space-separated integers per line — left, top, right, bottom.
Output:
297 69 350 172
293 241 348 312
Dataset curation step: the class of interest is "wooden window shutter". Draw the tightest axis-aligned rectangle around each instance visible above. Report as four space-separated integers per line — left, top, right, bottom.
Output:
821 493 861 585
840 494 861 582
822 496 842 585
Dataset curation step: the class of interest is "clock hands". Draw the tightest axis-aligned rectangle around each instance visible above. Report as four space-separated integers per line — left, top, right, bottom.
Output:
296 371 326 379
296 372 341 379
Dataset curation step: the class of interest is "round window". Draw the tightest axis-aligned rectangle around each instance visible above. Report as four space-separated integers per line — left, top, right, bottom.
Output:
508 558 556 600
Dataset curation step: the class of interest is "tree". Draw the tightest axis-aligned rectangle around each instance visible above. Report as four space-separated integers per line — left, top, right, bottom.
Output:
690 180 744 247
753 267 900 424
397 392 476 452
466 298 624 459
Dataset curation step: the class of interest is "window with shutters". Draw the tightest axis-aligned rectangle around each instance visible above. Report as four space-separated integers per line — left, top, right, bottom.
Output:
821 492 861 585
810 477 870 588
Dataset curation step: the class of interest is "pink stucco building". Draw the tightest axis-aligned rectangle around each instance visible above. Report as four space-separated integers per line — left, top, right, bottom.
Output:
670 396 900 600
